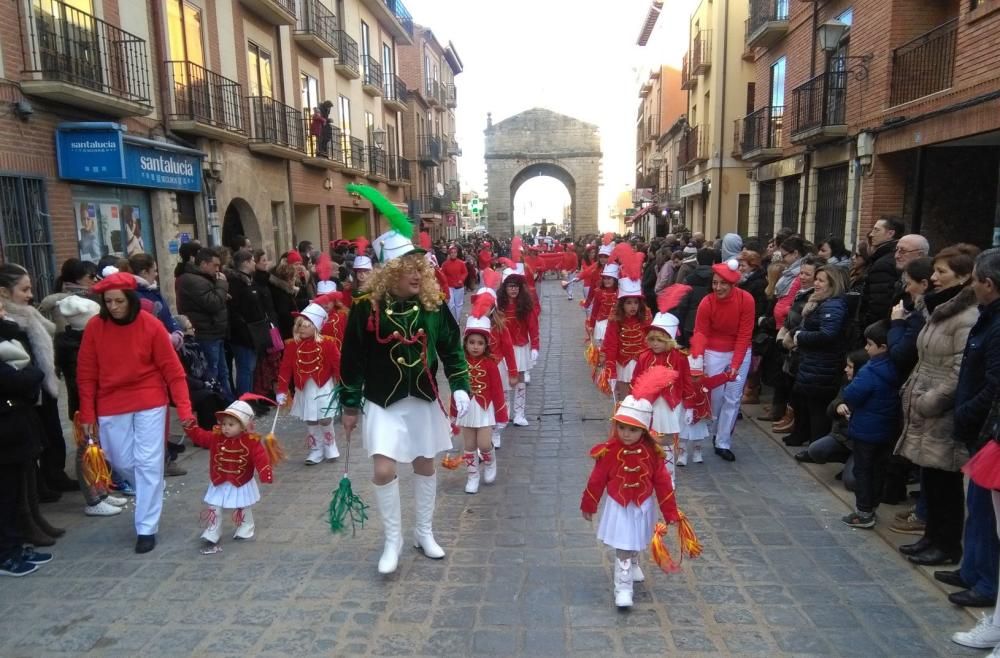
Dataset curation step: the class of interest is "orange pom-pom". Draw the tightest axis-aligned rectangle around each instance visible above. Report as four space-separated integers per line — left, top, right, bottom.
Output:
584 342 600 368
650 522 680 573
264 433 286 464
440 453 463 470
594 366 612 396
72 411 87 448
677 511 703 558
81 440 112 489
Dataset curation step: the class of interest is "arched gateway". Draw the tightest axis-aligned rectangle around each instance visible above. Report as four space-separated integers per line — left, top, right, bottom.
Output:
484 108 602 237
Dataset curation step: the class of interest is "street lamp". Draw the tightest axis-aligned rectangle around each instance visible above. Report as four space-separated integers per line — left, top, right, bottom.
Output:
817 20 849 52
817 20 872 81
372 128 386 147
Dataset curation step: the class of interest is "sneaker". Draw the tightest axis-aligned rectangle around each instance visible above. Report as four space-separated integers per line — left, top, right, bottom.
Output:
112 481 136 497
21 547 53 565
104 494 128 507
164 461 187 477
841 510 876 529
0 557 38 577
952 613 1000 649
889 512 926 536
85 501 123 517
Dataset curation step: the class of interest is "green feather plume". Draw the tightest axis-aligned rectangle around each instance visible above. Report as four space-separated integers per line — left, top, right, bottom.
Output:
346 183 413 239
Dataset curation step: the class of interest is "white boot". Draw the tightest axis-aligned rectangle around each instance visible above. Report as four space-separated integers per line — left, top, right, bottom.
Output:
464 452 480 494
481 448 497 484
663 440 676 481
232 508 255 540
305 429 323 465
412 473 445 559
200 505 222 543
374 478 403 574
631 554 645 582
524 371 531 384
512 383 529 426
492 422 506 449
322 429 340 461
676 440 689 467
692 441 704 463
614 558 634 608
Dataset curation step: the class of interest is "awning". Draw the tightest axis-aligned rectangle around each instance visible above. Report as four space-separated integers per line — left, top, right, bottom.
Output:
679 178 708 199
626 205 654 224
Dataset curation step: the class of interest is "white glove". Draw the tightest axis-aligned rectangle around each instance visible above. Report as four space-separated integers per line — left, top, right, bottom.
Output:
453 390 470 418
276 393 288 406
530 349 539 366
685 409 694 425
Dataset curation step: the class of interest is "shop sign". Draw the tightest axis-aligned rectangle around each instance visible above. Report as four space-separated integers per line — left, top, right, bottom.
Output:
56 122 203 193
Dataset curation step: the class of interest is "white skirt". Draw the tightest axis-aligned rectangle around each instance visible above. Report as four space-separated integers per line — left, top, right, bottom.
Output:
651 398 683 435
513 342 532 372
681 418 711 441
204 480 260 508
593 319 608 343
616 360 637 383
363 397 452 463
290 378 336 422
597 496 655 552
457 398 496 429
498 360 511 391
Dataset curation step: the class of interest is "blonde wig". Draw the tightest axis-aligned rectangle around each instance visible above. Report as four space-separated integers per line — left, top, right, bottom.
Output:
364 253 442 312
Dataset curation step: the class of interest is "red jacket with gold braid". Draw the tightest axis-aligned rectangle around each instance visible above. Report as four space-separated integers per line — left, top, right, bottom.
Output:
321 309 349 351
185 426 274 486
451 354 509 423
587 287 618 329
276 335 341 395
632 348 692 408
602 314 650 368
503 302 539 350
581 437 680 523
488 322 517 375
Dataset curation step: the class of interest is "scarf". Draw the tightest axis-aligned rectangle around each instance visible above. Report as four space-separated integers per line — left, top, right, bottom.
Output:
0 338 31 369
775 258 802 298
4 301 58 397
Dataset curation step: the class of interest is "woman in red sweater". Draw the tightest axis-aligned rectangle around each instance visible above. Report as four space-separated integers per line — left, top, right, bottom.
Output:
691 259 755 462
77 273 194 554
497 269 538 426
441 245 469 322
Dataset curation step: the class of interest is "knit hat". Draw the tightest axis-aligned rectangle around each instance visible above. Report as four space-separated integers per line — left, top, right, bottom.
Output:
216 400 254 428
712 258 741 284
295 302 328 332
57 296 100 331
91 272 136 294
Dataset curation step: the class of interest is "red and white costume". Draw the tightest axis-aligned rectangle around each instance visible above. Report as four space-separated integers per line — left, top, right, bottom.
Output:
587 281 618 344
454 355 508 429
503 300 539 373
441 255 469 321
602 247 648 384
276 333 341 422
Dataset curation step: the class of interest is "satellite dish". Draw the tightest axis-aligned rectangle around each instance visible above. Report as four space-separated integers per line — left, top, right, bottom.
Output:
435 182 445 196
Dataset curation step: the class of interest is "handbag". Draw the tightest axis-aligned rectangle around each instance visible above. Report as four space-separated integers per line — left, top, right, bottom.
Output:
267 324 284 354
246 320 271 353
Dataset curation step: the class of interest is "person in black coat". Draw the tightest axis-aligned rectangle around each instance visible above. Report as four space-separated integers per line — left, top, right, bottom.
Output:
671 248 717 345
225 250 268 397
268 262 299 341
738 249 768 403
860 217 904 328
887 257 933 382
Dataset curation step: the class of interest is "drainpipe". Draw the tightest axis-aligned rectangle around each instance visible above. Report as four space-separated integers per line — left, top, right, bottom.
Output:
911 146 925 234
715 0 730 238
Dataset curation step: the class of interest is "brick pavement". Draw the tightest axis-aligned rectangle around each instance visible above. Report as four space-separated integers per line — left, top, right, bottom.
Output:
0 280 982 656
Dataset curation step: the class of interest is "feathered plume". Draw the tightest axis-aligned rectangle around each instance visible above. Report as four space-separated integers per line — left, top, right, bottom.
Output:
314 291 345 308
353 236 369 256
419 231 432 251
610 241 633 265
346 183 412 239
316 253 333 282
690 332 707 358
602 232 614 246
630 365 679 403
657 283 692 313
621 250 645 281
482 267 501 290
470 293 494 319
498 257 516 271
511 236 523 263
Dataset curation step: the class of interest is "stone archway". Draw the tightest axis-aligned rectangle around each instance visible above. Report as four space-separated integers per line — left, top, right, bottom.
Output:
485 108 602 237
222 197 261 251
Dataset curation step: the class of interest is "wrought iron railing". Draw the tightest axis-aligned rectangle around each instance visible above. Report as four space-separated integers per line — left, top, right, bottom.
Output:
368 145 387 177
384 74 407 104
445 83 457 107
741 106 783 153
387 155 410 182
26 0 151 104
889 18 958 106
424 77 437 102
747 0 789 37
383 0 413 38
267 0 296 16
362 55 383 89
248 96 304 151
166 60 245 133
680 125 708 166
303 115 342 161
342 135 365 170
791 70 846 137
681 53 695 89
295 0 338 52
419 134 442 162
692 29 712 73
334 30 359 74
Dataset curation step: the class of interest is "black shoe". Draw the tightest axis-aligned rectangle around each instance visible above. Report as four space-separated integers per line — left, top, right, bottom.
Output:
898 537 932 556
907 546 961 566
715 448 736 462
794 450 815 463
782 434 808 447
947 589 997 608
48 476 80 492
934 569 970 589
38 489 62 504
135 534 156 554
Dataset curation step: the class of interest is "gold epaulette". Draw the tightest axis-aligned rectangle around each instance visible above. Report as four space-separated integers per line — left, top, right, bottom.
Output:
589 442 609 460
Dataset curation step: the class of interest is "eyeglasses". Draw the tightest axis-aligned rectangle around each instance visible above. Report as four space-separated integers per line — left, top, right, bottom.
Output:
895 247 923 255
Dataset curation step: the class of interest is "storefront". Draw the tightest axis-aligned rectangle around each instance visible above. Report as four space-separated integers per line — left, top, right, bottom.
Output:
56 122 204 268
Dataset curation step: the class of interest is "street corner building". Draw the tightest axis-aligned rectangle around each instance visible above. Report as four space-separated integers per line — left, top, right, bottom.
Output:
0 0 464 303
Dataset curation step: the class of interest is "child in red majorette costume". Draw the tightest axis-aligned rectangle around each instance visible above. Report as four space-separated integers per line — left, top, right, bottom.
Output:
600 244 650 400
682 332 731 465
560 243 579 300
276 303 341 465
452 301 509 494
583 233 616 315
581 366 701 608
471 281 517 449
183 397 274 548
587 261 620 348
315 291 349 352
497 265 538 427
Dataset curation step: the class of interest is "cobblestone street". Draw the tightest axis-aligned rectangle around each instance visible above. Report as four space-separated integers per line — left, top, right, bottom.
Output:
0 280 982 657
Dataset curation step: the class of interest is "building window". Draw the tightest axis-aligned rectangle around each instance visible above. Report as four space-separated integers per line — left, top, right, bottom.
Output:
837 8 854 25
247 41 273 97
382 42 394 95
364 110 375 146
770 56 786 107
339 94 352 159
360 21 371 56
0 176 55 298
166 0 204 64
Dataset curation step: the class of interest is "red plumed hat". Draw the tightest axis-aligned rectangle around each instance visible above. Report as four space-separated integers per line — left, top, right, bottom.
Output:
657 284 692 313
482 267 501 290
511 236 523 263
620 249 645 281
316 253 333 282
354 236 369 254
470 293 494 319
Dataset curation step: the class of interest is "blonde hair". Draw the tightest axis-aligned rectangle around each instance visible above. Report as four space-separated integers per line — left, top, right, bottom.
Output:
364 254 442 312
646 330 677 351
765 261 786 298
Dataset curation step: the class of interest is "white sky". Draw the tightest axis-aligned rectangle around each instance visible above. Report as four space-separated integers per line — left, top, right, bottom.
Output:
405 0 698 231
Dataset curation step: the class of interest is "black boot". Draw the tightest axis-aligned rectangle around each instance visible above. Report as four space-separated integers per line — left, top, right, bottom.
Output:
25 467 65 538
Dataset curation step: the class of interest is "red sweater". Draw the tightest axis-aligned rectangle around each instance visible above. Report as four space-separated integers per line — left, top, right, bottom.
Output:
503 302 539 350
478 248 493 270
773 277 801 327
581 437 679 522
276 335 341 394
693 288 755 372
441 258 468 289
588 288 618 328
185 427 273 486
77 312 192 424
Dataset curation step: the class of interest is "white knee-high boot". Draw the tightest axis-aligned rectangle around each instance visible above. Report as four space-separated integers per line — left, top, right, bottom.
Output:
413 473 445 559
374 478 403 574
614 557 634 608
233 508 255 539
512 383 528 426
200 505 222 543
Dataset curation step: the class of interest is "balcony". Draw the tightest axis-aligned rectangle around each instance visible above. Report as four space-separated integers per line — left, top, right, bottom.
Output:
362 56 383 96
418 134 442 166
239 0 296 25
691 29 711 75
680 54 696 90
889 18 958 107
740 106 783 162
341 136 366 175
293 0 338 58
359 0 413 44
387 155 410 186
383 74 408 111
424 79 440 106
302 118 343 170
419 194 449 215
334 31 359 79
166 61 246 143
680 125 708 169
790 70 847 144
366 146 388 181
745 0 789 50
446 135 462 157
247 96 304 159
22 0 152 117
445 83 457 108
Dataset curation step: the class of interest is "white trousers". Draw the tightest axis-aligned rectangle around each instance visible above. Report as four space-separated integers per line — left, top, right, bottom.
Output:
448 286 465 321
704 349 750 450
99 406 167 535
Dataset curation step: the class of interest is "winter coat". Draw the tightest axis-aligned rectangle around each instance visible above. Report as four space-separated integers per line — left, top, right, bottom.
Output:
895 285 979 471
225 268 268 350
826 390 850 447
176 262 229 340
253 269 278 323
739 269 768 321
135 277 180 333
268 275 298 340
794 295 849 391
955 297 1000 453
673 265 713 339
53 327 84 418
38 282 93 334
842 355 901 444
861 239 899 328
0 318 44 464
887 299 926 382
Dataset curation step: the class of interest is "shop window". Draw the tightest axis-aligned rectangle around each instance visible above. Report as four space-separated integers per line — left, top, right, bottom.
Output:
71 186 153 264
0 176 55 297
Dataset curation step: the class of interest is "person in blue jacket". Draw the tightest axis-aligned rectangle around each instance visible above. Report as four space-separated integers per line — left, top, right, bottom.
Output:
840 320 901 529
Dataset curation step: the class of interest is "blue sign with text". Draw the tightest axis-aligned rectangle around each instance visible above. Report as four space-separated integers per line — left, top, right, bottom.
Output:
56 123 203 193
